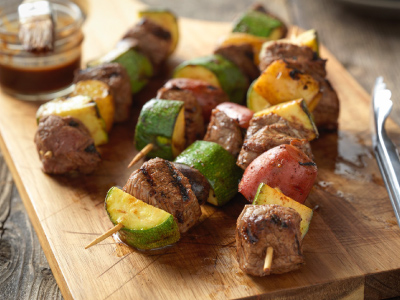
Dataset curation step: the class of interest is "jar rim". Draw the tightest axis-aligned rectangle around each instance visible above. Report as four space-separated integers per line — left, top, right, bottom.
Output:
0 0 84 45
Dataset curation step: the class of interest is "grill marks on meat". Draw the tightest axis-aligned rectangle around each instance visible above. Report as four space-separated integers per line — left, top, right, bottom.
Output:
214 44 260 81
34 115 101 174
171 162 210 206
123 158 201 233
157 87 205 146
74 63 132 123
237 113 312 170
123 18 171 69
204 109 243 157
236 205 304 276
259 41 339 130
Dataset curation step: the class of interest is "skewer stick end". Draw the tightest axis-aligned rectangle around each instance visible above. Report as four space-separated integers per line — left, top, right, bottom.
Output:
263 246 274 275
85 223 124 249
127 143 153 168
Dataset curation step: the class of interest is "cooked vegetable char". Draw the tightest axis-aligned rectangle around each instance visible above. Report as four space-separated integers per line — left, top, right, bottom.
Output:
123 158 201 234
73 63 131 123
236 204 304 276
204 109 243 157
34 115 100 174
156 87 205 146
123 17 172 69
259 41 339 130
237 113 313 170
171 162 210 205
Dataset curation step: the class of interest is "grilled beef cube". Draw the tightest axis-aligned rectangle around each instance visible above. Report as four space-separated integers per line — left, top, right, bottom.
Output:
236 204 304 276
123 18 172 69
34 115 101 174
237 113 312 170
259 42 339 130
123 158 201 234
172 162 210 205
204 109 243 157
157 87 205 147
259 42 326 78
214 44 260 82
74 63 132 123
312 79 340 131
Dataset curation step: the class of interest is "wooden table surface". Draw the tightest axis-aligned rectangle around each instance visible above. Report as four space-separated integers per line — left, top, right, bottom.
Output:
0 0 399 299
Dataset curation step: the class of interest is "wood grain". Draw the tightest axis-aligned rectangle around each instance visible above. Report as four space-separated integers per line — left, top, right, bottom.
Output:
1 0 400 299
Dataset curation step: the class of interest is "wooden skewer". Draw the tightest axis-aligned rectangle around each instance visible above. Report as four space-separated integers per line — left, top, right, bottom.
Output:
85 223 124 249
127 144 154 168
263 246 274 274
289 25 300 40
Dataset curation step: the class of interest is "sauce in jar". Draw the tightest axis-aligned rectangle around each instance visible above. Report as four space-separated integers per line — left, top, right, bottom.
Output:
0 0 84 100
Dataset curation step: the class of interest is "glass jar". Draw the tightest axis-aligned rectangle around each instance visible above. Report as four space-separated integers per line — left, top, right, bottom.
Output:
0 0 84 101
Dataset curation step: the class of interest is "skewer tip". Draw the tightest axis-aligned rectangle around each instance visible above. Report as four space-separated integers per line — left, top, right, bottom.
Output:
127 144 154 168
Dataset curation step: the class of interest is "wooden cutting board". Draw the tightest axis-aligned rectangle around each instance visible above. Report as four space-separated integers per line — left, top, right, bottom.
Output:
1 0 400 299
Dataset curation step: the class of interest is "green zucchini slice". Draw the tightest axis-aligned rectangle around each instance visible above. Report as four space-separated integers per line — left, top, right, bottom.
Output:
135 99 186 160
173 54 248 104
105 187 180 250
175 141 243 206
88 41 153 94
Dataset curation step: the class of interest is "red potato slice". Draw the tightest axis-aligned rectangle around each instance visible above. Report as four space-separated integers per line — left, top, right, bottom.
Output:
216 102 254 129
238 141 317 204
159 78 229 122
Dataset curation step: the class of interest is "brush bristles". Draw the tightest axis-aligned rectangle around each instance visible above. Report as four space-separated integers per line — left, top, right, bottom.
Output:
19 17 54 52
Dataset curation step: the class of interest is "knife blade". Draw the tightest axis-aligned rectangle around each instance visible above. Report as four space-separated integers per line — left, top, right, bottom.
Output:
371 76 400 227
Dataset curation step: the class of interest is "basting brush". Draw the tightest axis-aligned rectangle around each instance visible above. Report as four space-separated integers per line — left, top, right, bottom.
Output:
18 0 55 52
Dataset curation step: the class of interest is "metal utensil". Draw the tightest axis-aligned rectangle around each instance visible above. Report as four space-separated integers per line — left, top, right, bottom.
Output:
371 76 400 227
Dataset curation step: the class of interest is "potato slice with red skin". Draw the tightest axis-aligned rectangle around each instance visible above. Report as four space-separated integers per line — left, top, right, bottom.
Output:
216 102 254 129
159 78 229 122
238 141 317 204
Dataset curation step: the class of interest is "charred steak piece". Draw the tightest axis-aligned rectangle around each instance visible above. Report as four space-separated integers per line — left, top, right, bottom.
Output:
34 115 101 174
312 79 340 131
73 63 131 123
123 18 172 69
259 41 339 130
236 204 304 276
204 109 243 157
123 158 201 234
214 44 260 82
171 162 210 206
157 87 205 146
259 41 326 78
237 113 312 170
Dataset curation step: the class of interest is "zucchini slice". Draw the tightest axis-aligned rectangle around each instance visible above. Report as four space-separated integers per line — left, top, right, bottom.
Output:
70 80 115 132
175 141 243 206
105 187 180 250
88 41 153 94
253 183 313 239
173 54 248 104
138 9 179 55
232 10 286 40
36 95 108 146
135 99 186 160
246 80 270 112
254 99 319 141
